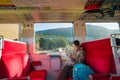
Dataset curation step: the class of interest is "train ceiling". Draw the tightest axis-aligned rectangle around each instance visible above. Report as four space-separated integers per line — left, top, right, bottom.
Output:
0 0 119 23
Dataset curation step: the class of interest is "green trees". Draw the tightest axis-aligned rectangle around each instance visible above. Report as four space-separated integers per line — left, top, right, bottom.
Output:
38 36 69 50
35 27 74 52
39 38 46 50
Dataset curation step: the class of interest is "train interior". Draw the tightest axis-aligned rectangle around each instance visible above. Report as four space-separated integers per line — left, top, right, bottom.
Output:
0 0 120 80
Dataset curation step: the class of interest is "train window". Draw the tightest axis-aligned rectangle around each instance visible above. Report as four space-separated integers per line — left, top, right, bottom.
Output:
85 22 120 41
34 23 74 54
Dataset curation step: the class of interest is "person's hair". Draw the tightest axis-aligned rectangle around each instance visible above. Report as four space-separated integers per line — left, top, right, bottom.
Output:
73 40 80 47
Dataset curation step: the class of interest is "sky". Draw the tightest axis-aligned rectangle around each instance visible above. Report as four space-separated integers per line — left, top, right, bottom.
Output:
86 22 119 30
34 22 119 31
34 23 73 31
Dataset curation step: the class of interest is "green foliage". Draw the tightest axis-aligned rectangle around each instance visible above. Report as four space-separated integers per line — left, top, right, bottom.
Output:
38 36 69 50
35 27 74 51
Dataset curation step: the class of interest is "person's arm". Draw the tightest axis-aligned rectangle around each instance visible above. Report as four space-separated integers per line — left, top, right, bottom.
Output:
69 54 76 62
75 50 85 64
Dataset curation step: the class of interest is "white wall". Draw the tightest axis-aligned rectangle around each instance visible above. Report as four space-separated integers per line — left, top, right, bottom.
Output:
0 24 19 40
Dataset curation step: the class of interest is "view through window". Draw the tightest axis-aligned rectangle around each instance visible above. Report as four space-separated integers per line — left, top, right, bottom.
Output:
86 22 120 41
34 23 74 54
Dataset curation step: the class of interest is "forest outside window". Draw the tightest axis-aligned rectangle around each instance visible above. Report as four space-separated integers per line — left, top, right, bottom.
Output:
34 23 74 54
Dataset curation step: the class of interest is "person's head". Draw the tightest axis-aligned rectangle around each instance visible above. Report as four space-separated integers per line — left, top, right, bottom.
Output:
73 40 80 50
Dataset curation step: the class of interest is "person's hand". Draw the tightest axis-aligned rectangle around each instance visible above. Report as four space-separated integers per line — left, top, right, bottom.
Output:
72 54 77 58
69 54 73 59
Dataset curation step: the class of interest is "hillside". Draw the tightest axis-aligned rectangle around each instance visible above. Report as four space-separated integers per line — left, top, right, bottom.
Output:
36 25 119 40
86 24 119 40
35 27 74 38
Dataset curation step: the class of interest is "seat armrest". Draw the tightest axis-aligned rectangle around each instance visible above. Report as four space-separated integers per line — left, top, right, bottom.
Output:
1 76 30 80
109 74 120 80
31 61 42 66
29 70 47 80
89 74 111 80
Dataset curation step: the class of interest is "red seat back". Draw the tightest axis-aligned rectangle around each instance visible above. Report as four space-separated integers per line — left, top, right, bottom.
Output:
0 39 30 78
1 53 23 78
82 38 116 74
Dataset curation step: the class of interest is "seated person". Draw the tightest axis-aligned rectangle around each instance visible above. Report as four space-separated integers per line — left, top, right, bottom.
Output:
58 40 85 80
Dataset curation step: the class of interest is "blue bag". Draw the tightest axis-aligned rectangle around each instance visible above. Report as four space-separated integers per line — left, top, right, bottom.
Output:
73 64 95 80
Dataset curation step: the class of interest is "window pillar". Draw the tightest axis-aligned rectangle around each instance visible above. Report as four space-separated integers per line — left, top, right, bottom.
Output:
20 22 35 54
74 20 86 42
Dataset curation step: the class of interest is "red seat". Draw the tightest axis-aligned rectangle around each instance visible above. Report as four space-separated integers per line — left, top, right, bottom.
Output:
67 38 118 80
0 39 47 80
82 38 117 80
67 76 72 80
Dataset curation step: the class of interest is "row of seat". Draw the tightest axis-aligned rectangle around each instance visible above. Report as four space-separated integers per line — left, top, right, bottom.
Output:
0 39 47 80
68 38 120 80
1 38 120 80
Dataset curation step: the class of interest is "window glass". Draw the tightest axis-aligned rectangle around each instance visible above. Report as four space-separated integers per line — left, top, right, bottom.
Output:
34 23 74 54
85 22 120 41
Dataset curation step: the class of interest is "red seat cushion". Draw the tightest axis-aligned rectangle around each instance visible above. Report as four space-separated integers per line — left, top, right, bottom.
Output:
29 70 47 80
67 76 72 80
1 54 23 77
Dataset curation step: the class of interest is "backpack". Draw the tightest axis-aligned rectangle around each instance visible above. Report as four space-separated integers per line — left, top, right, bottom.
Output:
73 64 95 80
